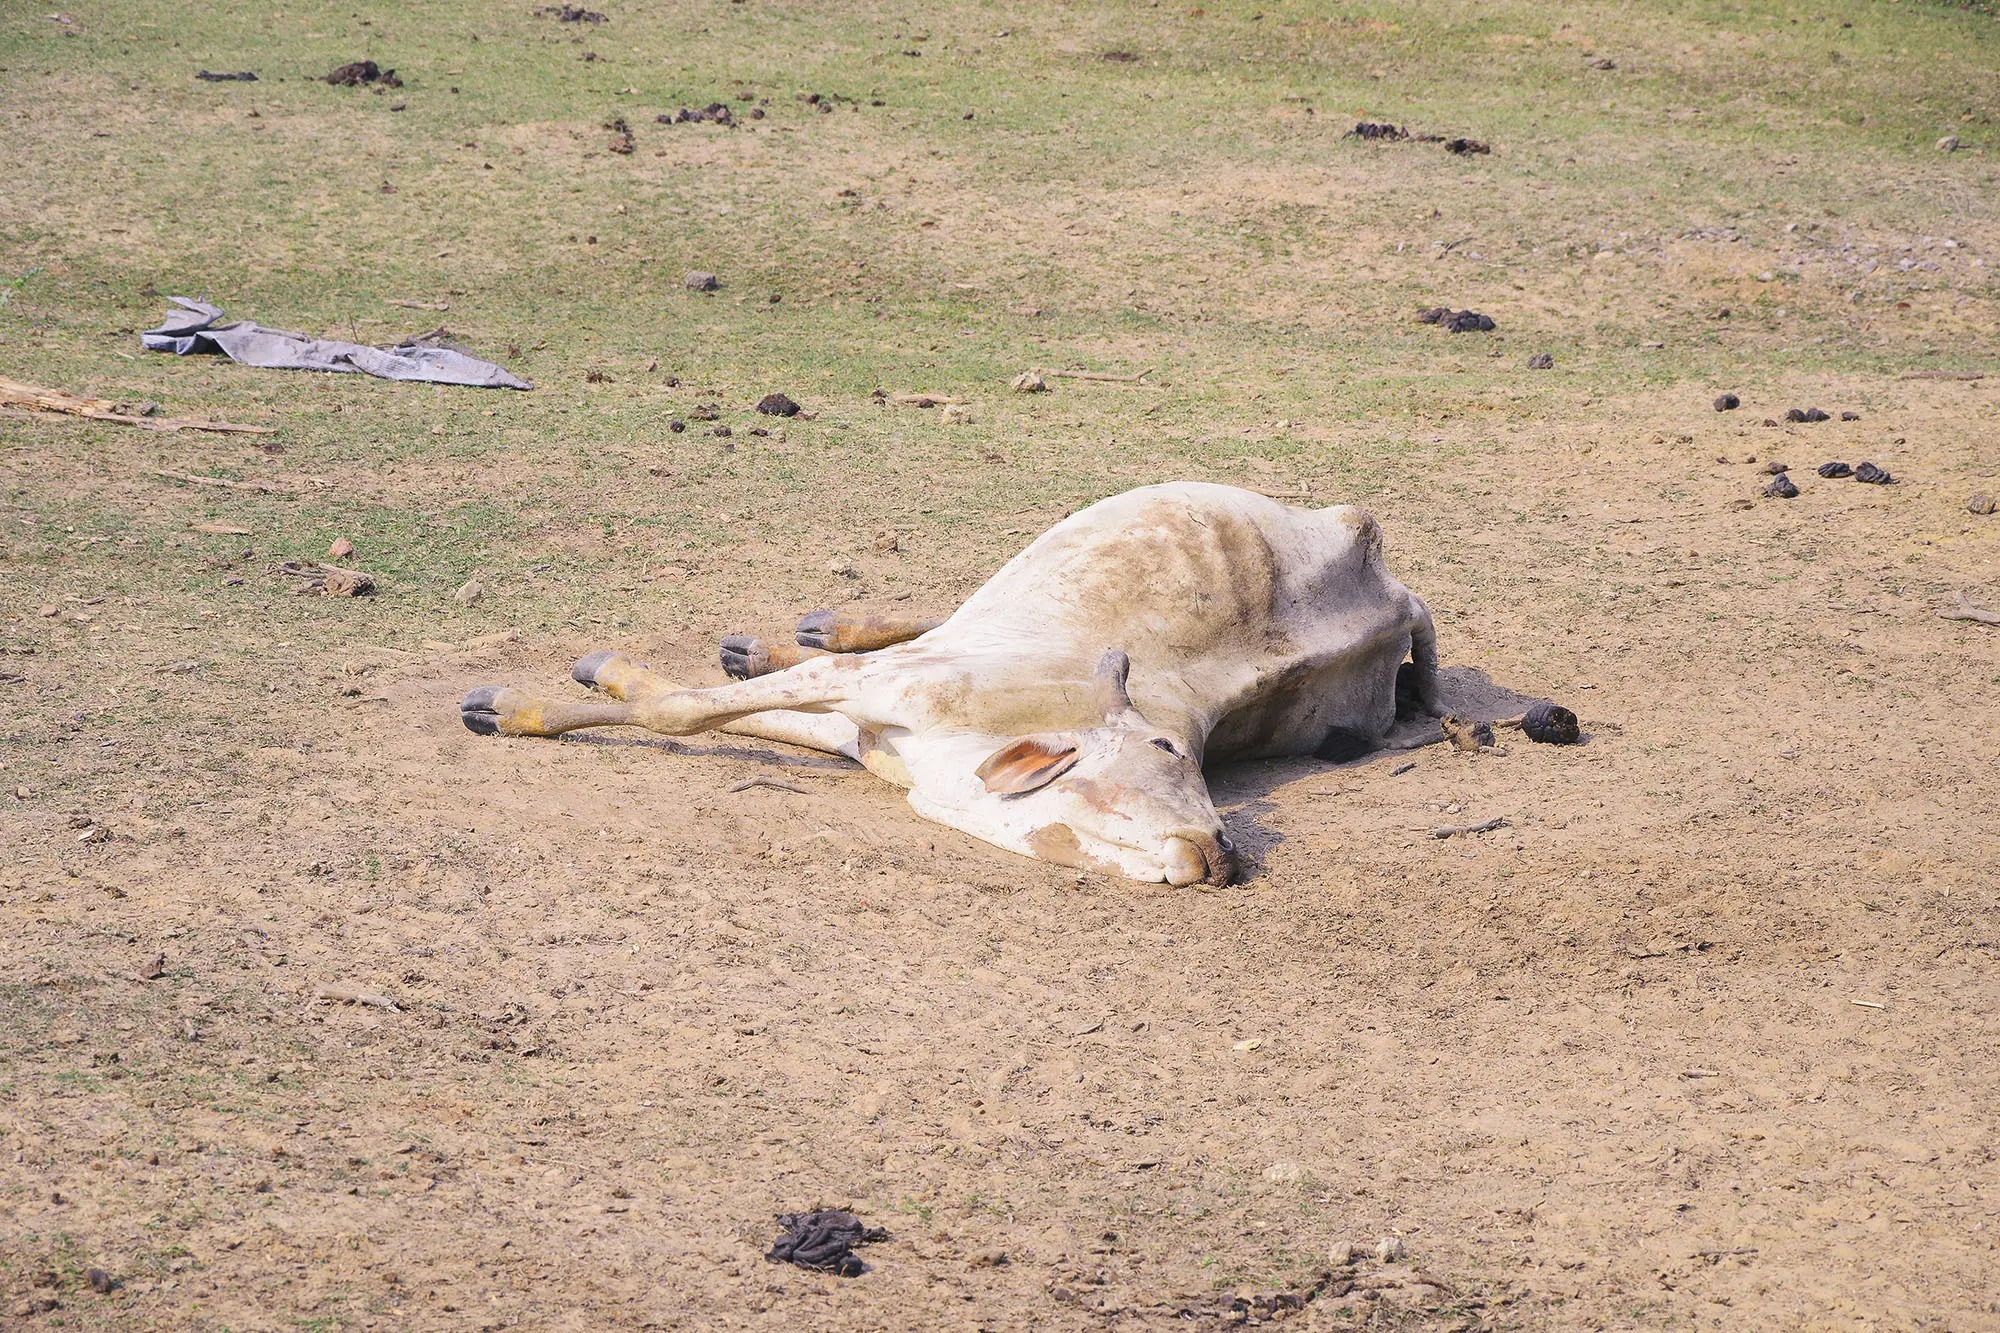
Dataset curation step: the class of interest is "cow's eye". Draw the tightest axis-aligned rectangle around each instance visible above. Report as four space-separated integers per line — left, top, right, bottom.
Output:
1149 737 1181 756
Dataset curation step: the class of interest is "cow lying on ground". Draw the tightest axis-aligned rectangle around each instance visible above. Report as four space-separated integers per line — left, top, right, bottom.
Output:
460 482 1440 886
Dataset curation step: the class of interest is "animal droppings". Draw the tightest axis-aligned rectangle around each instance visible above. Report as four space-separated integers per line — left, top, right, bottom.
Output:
1714 393 1740 411
323 60 399 87
661 102 734 126
1526 352 1554 370
684 271 720 292
1852 461 1893 484
1765 474 1800 499
1520 701 1580 744
1419 307 1494 332
1817 461 1852 478
1348 121 1408 140
756 392 802 417
1840 411 1860 421
766 1210 887 1277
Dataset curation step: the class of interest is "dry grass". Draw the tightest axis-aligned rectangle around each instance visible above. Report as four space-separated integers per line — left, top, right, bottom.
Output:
4 0 2000 1329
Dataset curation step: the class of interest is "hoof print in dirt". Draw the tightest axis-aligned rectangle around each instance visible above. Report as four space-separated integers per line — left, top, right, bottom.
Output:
1520 701 1580 745
766 1210 887 1278
1714 393 1740 411
1852 461 1893 484
324 60 399 87
756 392 802 417
1817 461 1852 478
460 686 508 735
1526 352 1554 370
1969 493 1998 516
719 635 767 680
1764 474 1800 499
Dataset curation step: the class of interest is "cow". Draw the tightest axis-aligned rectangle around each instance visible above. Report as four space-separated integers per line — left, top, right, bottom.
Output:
459 482 1440 887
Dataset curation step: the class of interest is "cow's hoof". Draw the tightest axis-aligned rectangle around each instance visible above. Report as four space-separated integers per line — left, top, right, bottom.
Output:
570 649 621 689
460 685 510 735
719 634 767 680
794 609 837 652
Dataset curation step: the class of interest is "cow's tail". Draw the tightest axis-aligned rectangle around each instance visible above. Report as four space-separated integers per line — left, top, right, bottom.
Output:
1407 597 1441 716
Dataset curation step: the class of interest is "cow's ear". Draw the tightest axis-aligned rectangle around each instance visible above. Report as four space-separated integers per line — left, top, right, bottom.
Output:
975 735 1080 794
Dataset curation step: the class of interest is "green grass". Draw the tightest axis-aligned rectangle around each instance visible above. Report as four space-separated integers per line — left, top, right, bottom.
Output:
3 0 1998 799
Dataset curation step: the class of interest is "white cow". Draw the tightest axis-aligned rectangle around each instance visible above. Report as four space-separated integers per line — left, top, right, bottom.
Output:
460 482 1439 886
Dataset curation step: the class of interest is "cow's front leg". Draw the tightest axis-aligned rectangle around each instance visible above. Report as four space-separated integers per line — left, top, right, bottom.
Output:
462 651 867 740
459 686 638 737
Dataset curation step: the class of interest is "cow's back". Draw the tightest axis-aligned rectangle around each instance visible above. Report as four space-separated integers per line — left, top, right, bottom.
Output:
927 483 1419 752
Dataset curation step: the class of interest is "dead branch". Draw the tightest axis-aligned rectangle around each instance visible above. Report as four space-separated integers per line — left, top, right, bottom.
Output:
1037 366 1159 384
155 468 285 493
730 777 807 795
2 377 277 435
1939 592 2000 626
313 980 400 1010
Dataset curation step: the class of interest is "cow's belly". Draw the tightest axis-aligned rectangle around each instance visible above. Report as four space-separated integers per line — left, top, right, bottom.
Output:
1202 626 1410 761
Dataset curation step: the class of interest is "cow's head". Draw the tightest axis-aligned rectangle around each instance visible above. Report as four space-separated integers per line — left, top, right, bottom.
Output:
968 650 1235 886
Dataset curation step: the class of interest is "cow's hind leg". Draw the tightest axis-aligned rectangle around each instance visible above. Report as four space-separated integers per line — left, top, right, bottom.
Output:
719 605 942 680
718 636 830 681
795 604 947 653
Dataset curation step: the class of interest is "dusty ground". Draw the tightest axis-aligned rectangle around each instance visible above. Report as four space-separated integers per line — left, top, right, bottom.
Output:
5 0 2000 1328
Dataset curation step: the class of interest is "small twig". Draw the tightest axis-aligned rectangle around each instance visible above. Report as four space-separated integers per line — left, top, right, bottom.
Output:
1939 592 2000 626
155 468 285 493
313 980 400 1011
1697 1247 1759 1259
1433 235 1473 254
1389 761 1417 777
891 392 963 407
729 777 807 795
1897 369 1983 381
387 298 449 310
1433 816 1505 839
1850 999 1886 1010
1037 366 1158 384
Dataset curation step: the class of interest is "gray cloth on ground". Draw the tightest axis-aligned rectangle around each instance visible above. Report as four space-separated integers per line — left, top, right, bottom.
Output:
142 297 532 389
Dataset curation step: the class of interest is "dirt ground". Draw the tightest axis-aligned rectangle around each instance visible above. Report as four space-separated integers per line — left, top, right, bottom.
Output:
6 0 2000 1328
8 377 2000 1331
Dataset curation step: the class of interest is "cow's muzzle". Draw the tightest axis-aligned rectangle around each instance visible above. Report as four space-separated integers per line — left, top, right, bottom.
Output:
1164 831 1236 888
